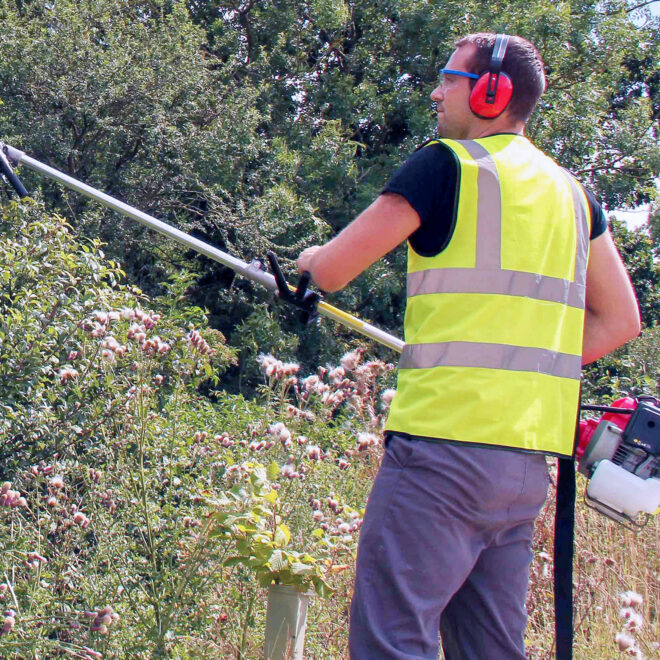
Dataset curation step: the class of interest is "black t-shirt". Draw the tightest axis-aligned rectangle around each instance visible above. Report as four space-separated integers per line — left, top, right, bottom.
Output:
383 139 608 258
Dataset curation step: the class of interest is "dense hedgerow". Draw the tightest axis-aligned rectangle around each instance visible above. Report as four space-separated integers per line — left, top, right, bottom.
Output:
0 201 393 658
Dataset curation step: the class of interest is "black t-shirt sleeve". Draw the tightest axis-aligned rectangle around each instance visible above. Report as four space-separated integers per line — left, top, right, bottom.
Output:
581 185 608 240
382 141 459 257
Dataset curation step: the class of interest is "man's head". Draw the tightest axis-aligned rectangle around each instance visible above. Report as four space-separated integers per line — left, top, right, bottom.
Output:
431 33 546 139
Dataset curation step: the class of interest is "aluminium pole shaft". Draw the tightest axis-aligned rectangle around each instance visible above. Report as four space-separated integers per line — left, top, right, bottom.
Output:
2 144 404 353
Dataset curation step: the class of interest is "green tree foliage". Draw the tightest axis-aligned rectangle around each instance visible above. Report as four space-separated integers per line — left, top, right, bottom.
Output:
0 0 657 387
610 217 660 327
582 217 660 401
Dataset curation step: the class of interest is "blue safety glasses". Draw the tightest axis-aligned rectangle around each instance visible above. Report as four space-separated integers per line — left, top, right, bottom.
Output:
438 68 480 82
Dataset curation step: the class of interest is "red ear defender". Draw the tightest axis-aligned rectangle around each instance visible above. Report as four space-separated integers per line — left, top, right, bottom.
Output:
468 33 513 119
469 72 513 118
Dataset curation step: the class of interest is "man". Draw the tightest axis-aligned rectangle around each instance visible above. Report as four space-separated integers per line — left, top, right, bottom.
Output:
297 33 640 660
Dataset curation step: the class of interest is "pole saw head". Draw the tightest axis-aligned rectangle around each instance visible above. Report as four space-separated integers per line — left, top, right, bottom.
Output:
0 143 28 198
578 397 660 528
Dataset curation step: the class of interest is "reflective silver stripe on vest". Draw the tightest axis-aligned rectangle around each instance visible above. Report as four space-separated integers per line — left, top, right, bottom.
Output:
408 267 586 307
456 140 501 269
400 341 582 380
561 169 590 290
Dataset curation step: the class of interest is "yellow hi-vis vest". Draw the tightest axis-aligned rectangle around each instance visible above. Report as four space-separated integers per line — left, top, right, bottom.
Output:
385 134 591 457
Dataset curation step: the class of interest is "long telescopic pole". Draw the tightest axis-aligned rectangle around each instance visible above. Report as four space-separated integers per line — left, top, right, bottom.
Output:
2 143 404 353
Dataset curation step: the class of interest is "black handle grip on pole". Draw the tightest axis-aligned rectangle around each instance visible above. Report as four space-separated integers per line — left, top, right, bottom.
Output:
266 250 321 324
0 145 28 198
580 404 635 414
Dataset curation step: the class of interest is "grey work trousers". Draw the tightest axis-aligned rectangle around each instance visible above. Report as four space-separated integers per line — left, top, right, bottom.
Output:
349 433 550 660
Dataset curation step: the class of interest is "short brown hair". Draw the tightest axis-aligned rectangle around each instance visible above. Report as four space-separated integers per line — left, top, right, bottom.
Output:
455 33 546 123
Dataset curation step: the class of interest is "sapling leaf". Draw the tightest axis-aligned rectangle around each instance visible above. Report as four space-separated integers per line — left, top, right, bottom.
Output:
291 562 314 576
268 550 288 572
313 577 334 599
267 461 280 481
258 573 275 587
274 524 291 547
264 489 278 504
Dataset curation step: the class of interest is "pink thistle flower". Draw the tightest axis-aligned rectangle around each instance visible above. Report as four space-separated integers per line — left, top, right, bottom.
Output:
381 389 396 405
302 375 320 392
2 615 15 634
92 311 108 325
306 445 321 461
49 476 65 489
90 323 105 338
101 349 115 363
143 314 159 330
313 510 324 522
340 350 363 371
73 512 90 527
281 362 300 376
102 337 120 351
59 367 80 384
357 433 379 450
623 611 644 631
328 366 345 383
257 354 281 377
620 591 643 607
127 323 143 339
281 461 296 479
268 422 292 445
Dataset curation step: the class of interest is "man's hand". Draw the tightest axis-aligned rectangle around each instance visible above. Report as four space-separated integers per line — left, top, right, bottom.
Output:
297 245 324 275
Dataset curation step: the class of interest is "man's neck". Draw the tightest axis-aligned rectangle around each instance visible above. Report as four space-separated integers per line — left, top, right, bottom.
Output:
470 119 526 139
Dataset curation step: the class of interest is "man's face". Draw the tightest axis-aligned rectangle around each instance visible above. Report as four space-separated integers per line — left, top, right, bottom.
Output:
430 45 477 139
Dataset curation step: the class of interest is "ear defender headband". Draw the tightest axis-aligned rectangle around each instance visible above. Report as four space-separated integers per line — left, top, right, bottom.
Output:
469 33 513 119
